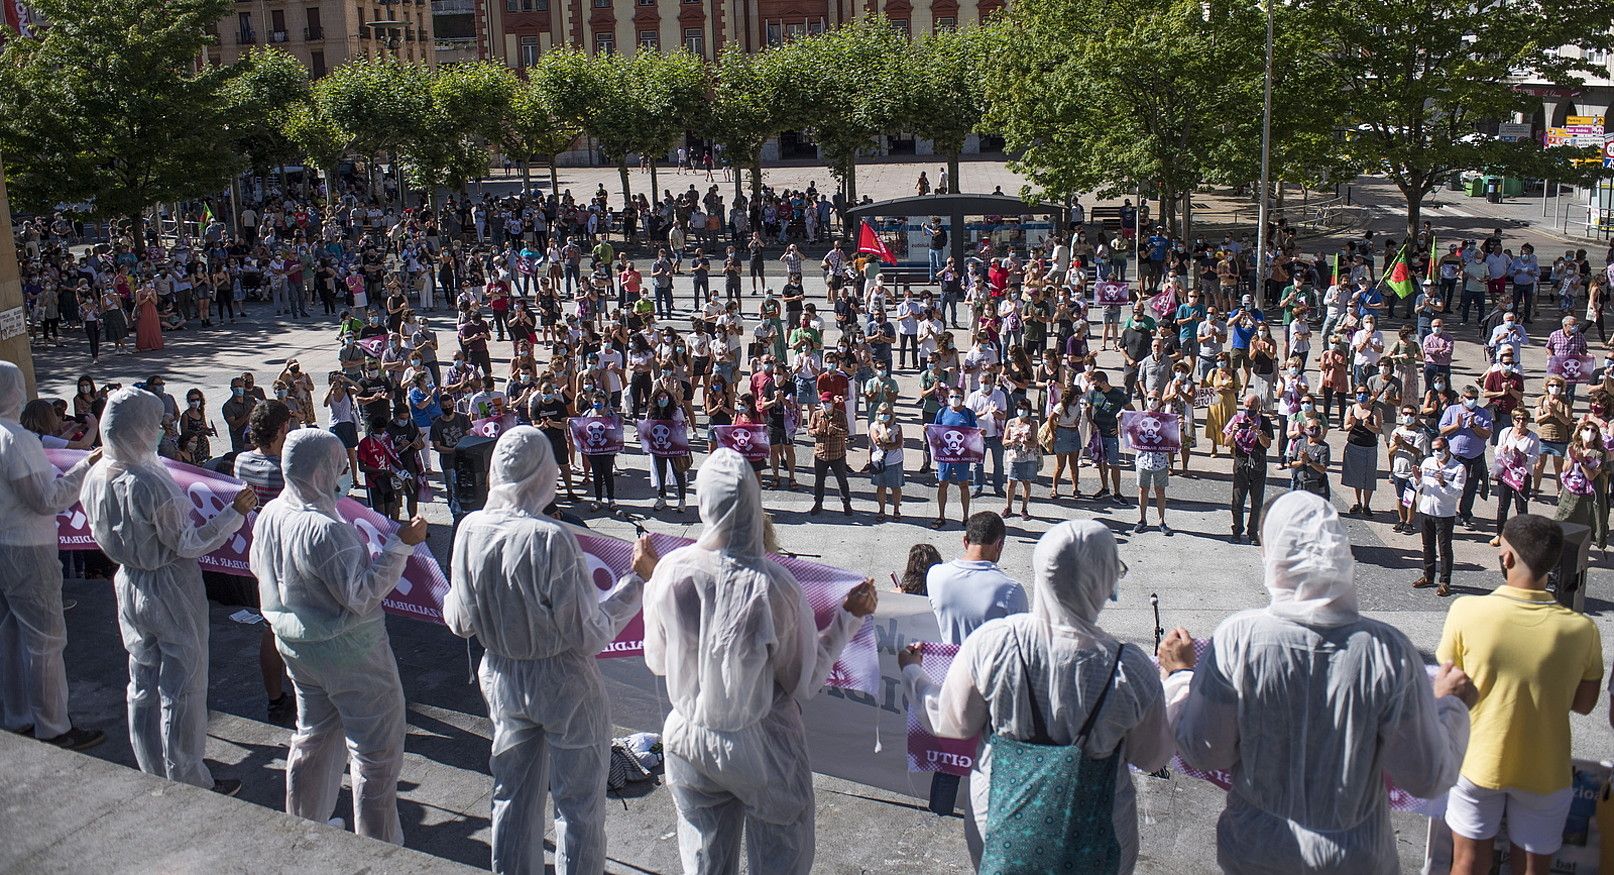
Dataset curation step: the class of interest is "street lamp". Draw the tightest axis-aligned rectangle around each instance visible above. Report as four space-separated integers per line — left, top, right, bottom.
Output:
366 0 406 56
1254 0 1275 299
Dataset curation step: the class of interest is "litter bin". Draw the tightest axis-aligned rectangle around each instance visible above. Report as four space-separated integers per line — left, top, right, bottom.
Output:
1448 172 1464 192
1465 177 1485 197
1484 177 1502 204
1550 521 1594 612
1502 176 1524 197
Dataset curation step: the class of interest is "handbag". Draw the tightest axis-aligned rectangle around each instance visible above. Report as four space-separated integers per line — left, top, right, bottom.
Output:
978 636 1126 875
1037 417 1058 453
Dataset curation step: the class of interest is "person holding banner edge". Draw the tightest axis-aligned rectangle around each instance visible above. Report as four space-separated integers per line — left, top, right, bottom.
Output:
447 426 658 875
933 391 978 529
643 449 877 875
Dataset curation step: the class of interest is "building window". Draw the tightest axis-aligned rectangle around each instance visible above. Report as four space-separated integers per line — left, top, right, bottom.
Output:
890 19 910 38
310 50 326 77
639 30 658 48
507 0 519 9
786 22 803 40
593 0 610 7
535 0 548 9
594 33 615 54
765 21 781 46
520 36 539 66
934 16 955 31
683 27 703 56
807 19 825 34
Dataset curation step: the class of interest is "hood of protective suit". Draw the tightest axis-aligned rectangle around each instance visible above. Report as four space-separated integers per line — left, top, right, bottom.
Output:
694 448 764 559
1031 520 1119 635
0 361 25 421
100 388 164 469
281 428 344 515
484 426 556 515
1261 491 1360 627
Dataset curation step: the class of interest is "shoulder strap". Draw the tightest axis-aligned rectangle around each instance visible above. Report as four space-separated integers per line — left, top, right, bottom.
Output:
1076 642 1126 745
1011 629 1054 745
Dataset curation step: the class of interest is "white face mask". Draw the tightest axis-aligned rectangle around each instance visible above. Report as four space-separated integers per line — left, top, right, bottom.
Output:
1583 429 1598 443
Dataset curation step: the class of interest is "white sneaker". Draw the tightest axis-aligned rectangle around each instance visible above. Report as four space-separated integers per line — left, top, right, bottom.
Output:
653 498 667 511
677 500 686 513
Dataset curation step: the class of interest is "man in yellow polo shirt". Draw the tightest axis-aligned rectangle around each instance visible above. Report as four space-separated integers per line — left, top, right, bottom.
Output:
1438 514 1603 874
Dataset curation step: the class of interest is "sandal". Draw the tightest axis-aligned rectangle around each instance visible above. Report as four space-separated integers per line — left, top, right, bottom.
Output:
1436 583 1452 597
1411 577 1433 589
931 518 946 529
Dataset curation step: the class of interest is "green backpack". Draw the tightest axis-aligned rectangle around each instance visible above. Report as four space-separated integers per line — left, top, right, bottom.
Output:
978 637 1125 875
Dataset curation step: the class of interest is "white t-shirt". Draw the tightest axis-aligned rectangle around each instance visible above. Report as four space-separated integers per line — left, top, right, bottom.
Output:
1351 328 1385 367
599 349 625 394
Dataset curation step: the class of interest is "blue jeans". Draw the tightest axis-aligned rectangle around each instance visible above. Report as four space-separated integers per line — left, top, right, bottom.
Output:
928 248 945 280
973 435 1005 492
654 283 673 318
1459 290 1484 323
1510 283 1535 319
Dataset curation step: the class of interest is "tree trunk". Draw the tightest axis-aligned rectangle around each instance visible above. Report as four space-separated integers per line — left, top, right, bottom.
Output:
1159 187 1178 239
650 157 659 209
845 157 857 207
1181 189 1193 242
1274 180 1286 211
1401 173 1425 244
947 152 961 194
548 155 560 199
520 158 530 194
749 160 762 212
618 159 632 216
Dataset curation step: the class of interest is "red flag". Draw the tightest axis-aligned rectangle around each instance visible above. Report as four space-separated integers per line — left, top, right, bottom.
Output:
857 220 897 265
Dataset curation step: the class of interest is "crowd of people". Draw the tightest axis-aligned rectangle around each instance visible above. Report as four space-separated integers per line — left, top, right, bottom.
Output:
6 180 1614 873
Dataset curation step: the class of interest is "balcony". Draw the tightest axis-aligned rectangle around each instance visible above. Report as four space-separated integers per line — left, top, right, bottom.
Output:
403 28 415 41
238 29 257 44
305 25 323 40
269 30 289 43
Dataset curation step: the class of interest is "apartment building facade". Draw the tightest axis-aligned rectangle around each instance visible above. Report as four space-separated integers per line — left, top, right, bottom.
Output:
207 0 436 74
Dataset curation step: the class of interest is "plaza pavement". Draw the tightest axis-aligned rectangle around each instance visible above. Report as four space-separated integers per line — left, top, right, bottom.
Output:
10 168 1612 873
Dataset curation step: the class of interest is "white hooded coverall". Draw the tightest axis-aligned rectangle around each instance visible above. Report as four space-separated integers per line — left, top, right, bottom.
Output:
80 387 245 788
446 426 643 875
251 428 413 844
0 361 97 738
643 448 863 875
1166 491 1470 874
905 520 1175 873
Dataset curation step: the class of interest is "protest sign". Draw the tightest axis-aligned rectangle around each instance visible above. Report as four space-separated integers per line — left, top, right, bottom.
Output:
905 641 979 777
567 415 625 455
713 424 770 461
636 418 691 458
470 413 518 438
1548 353 1597 384
1093 281 1132 307
1120 410 1183 453
924 424 985 464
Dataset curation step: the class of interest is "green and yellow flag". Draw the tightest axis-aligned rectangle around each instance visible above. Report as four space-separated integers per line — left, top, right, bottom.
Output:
1427 236 1438 282
1385 244 1416 299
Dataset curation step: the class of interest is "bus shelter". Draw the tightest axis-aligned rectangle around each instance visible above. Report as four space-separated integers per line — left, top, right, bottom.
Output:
843 193 1067 272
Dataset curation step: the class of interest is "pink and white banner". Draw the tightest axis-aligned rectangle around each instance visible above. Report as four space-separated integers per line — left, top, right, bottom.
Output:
471 413 518 438
713 424 770 461
924 424 985 464
1120 410 1182 453
906 636 1439 813
1093 281 1131 307
357 336 387 359
568 415 625 455
1148 290 1178 319
1548 353 1597 384
636 418 690 458
905 642 979 777
573 531 879 695
45 450 451 623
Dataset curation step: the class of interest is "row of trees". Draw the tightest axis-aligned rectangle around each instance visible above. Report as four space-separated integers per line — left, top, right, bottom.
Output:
1 0 1611 242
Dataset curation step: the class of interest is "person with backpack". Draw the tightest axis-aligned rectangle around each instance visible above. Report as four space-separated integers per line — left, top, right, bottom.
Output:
901 520 1173 872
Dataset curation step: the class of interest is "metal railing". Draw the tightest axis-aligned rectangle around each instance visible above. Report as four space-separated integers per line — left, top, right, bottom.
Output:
238 29 256 44
269 30 288 43
305 25 323 40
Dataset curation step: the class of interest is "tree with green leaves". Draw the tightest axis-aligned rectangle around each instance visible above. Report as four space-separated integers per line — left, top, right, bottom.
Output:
704 45 790 204
0 0 239 239
629 49 708 205
899 25 991 193
399 62 515 209
987 0 1264 236
312 58 433 209
506 63 582 196
282 102 347 200
221 47 312 178
1298 0 1614 240
783 16 909 204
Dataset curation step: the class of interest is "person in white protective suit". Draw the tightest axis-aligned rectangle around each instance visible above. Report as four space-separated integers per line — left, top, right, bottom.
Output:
80 387 258 794
643 448 878 875
446 426 659 875
250 428 426 843
1159 490 1478 874
900 519 1175 872
0 361 105 749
